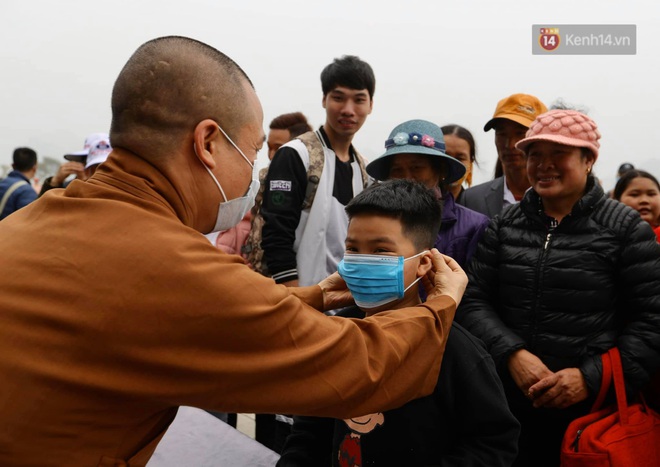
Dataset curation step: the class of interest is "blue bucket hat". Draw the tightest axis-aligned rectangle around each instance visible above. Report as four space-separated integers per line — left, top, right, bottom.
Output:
366 119 466 184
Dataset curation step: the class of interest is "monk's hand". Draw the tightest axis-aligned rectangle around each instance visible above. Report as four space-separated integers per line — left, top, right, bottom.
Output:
318 272 354 312
424 249 467 307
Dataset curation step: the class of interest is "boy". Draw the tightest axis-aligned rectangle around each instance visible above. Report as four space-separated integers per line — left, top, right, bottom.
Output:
278 179 520 466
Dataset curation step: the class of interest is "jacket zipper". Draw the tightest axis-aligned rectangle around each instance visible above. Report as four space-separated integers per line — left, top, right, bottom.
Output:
572 429 583 452
530 230 552 347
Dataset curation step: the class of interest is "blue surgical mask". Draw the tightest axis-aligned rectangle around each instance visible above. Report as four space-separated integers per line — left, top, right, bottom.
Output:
196 125 258 233
338 251 427 309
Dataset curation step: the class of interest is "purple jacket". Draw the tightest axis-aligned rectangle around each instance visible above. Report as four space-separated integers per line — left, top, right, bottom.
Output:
435 193 489 268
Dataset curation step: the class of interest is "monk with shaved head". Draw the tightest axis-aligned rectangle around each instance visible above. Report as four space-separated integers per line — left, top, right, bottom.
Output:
110 36 264 233
0 36 466 465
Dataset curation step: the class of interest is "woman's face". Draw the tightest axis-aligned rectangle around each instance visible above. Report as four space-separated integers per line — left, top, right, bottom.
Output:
526 141 594 205
619 176 660 226
443 134 472 186
388 153 443 189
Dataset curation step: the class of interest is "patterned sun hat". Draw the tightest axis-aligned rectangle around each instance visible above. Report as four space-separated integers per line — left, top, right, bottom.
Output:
366 119 466 184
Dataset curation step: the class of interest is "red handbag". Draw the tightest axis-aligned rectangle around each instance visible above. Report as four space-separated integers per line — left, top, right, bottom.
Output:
560 348 660 466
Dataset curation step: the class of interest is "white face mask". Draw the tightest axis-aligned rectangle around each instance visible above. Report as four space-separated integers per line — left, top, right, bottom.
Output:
197 125 258 233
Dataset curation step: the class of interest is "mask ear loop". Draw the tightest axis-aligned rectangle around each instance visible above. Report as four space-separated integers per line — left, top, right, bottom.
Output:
216 124 258 195
217 125 254 169
403 275 423 293
402 249 430 292
193 143 229 202
404 250 429 262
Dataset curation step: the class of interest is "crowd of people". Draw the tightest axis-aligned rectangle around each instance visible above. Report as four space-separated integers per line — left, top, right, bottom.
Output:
1 35 659 466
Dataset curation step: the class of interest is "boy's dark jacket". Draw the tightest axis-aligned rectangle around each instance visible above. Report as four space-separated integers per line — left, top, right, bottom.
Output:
278 307 520 467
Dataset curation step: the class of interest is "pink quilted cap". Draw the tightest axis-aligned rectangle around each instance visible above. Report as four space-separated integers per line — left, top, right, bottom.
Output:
515 110 601 157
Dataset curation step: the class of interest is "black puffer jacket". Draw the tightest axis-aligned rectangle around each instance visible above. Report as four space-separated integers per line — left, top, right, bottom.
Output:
457 177 660 396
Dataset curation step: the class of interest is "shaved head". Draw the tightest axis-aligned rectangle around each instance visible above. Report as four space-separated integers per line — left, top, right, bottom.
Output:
110 36 255 156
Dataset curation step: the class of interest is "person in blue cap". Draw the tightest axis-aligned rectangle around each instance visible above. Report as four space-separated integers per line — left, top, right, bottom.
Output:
365 119 489 268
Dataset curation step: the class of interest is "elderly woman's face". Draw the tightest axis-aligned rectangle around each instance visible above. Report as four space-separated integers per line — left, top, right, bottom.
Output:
526 141 594 204
388 153 443 189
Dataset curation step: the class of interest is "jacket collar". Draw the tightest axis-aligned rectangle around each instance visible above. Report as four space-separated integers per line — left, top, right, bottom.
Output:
7 170 30 183
521 175 606 221
318 126 356 161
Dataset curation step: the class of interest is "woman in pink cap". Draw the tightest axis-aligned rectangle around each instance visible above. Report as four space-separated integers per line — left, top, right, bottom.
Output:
456 109 660 466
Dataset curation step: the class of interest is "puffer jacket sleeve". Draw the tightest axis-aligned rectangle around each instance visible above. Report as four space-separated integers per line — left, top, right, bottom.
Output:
456 216 527 370
580 207 660 395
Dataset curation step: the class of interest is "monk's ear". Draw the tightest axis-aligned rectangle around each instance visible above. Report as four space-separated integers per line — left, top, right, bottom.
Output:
193 120 221 169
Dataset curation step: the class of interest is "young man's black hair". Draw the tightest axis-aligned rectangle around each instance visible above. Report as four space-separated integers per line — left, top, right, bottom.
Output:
320 55 376 99
345 179 442 251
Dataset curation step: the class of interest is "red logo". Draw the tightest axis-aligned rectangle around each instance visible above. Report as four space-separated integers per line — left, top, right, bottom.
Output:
539 27 560 51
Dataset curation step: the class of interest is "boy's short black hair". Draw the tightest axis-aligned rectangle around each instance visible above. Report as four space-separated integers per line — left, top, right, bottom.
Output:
12 147 37 172
321 55 375 100
345 179 442 250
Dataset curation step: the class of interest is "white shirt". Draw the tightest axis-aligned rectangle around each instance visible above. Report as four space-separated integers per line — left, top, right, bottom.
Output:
502 176 518 207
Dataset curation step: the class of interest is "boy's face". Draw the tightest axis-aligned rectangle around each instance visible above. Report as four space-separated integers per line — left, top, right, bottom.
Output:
322 86 373 139
345 213 429 315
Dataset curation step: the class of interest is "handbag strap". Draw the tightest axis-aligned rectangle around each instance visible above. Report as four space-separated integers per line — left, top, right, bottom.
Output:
591 349 613 412
592 348 631 425
609 347 631 425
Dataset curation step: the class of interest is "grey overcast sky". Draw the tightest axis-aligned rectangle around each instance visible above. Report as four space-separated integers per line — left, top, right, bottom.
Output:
1 0 658 191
